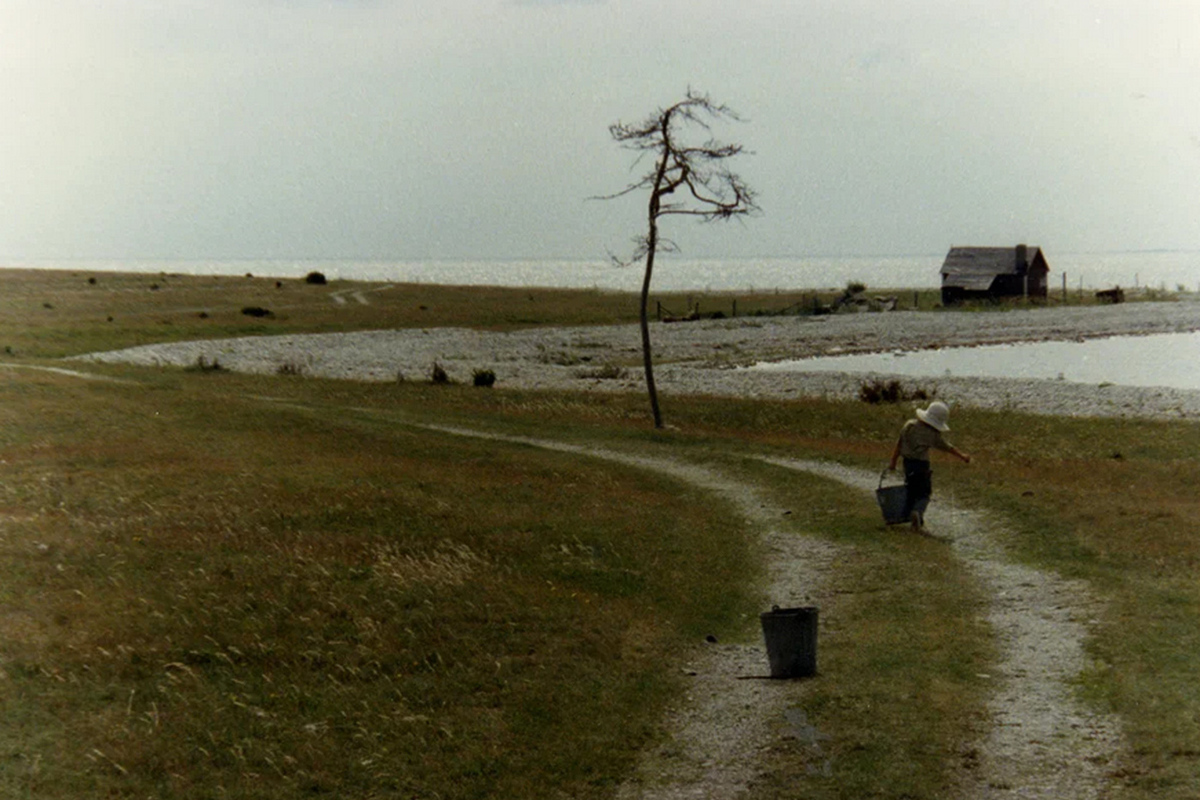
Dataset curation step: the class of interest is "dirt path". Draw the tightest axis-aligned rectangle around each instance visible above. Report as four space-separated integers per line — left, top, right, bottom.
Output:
328 284 395 305
0 363 136 383
759 457 1124 799
413 424 1123 798
412 423 844 799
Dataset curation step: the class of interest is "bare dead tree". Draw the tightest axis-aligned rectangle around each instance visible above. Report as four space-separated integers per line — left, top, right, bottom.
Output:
600 90 759 428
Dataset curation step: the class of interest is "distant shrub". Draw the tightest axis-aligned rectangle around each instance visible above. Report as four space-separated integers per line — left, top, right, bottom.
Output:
430 362 451 384
859 378 931 405
305 271 328 285
241 306 273 318
536 345 582 366
576 363 626 380
473 369 497 388
186 355 226 373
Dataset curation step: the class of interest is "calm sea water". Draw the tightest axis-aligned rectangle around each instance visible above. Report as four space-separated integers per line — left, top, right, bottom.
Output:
8 251 1199 293
750 331 1200 391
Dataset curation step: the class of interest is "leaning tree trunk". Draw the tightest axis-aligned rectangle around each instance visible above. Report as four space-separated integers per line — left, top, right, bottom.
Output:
640 144 671 430
640 222 663 429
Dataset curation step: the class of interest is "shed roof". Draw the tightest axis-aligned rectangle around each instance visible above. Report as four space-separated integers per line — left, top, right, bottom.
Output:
941 246 1045 277
942 273 998 291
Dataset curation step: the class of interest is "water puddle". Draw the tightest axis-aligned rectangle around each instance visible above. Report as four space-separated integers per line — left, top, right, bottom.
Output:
747 331 1200 390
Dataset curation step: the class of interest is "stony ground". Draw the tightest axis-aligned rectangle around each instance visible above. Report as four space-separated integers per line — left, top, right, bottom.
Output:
76 299 1200 419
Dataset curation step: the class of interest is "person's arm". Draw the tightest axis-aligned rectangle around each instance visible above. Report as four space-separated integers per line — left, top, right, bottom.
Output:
947 444 971 464
888 436 902 471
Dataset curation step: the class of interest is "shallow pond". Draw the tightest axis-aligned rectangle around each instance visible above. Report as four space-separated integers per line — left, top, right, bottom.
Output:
749 331 1200 390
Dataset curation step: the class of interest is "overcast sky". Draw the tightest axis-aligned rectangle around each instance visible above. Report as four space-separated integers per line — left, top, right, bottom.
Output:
2 1 1197 261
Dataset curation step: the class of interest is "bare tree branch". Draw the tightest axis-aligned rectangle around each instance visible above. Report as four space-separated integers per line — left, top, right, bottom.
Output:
597 90 760 429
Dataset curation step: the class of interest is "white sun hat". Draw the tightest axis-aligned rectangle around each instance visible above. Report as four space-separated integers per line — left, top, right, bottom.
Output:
916 401 951 432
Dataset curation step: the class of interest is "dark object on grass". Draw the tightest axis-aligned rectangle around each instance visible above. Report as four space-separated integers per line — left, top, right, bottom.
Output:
859 378 929 404
473 369 496 388
305 271 327 285
760 606 818 678
430 362 450 384
186 355 226 373
241 306 273 318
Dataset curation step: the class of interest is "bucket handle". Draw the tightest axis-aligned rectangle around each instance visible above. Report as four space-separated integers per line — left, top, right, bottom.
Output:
879 467 898 489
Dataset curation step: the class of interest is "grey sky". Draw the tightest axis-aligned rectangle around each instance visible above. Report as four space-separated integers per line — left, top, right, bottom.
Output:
2 0 1197 260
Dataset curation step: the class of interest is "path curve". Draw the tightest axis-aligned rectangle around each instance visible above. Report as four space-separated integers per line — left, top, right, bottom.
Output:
759 457 1124 799
411 424 1123 798
411 423 844 799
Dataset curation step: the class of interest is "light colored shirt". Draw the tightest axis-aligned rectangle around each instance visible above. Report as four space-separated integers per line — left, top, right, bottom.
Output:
897 419 953 462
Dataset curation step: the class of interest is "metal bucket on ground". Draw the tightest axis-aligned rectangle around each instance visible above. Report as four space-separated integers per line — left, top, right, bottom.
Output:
876 468 909 525
760 605 818 678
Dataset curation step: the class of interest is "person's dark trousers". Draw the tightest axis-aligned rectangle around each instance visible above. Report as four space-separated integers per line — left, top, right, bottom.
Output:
902 457 932 518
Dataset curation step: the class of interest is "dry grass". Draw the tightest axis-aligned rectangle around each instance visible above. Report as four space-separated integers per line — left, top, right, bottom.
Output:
0 368 759 798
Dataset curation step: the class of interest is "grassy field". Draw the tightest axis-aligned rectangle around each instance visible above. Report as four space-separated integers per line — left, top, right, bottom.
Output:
0 268 1197 798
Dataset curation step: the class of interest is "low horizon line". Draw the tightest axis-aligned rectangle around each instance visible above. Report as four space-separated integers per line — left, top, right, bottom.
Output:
3 248 1197 264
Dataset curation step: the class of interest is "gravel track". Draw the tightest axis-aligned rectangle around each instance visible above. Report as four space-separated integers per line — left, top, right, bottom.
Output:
385 424 1122 799
407 423 844 800
761 458 1123 800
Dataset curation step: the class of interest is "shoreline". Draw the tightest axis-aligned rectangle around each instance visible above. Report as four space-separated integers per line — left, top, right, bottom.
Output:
75 300 1200 421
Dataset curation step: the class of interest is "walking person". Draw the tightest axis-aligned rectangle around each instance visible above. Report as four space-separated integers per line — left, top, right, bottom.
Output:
888 401 971 532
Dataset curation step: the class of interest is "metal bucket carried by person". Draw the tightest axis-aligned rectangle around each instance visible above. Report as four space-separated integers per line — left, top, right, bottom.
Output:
876 468 908 525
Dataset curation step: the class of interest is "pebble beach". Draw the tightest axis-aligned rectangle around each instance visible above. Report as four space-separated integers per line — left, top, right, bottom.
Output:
76 299 1200 421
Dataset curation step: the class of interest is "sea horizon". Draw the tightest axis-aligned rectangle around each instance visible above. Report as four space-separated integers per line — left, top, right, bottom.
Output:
4 250 1198 294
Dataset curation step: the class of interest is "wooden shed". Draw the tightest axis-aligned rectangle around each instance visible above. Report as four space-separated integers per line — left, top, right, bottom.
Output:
940 245 1049 304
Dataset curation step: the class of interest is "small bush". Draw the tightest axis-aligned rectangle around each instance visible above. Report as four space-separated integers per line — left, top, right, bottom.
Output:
473 369 497 388
537 346 582 366
430 362 451 385
185 355 226 373
305 271 328 285
576 363 626 380
859 378 930 404
241 306 273 318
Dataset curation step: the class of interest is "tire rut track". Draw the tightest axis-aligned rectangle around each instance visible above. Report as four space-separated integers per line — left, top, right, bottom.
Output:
759 457 1124 799
412 423 843 799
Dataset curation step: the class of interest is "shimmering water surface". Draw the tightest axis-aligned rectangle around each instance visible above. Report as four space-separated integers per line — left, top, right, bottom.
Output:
749 331 1200 390
8 251 1199 293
